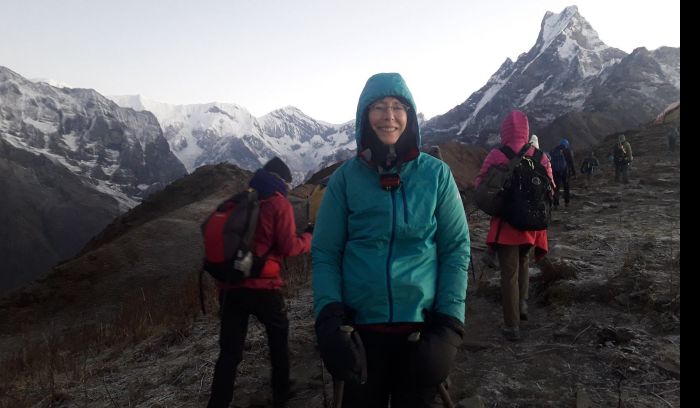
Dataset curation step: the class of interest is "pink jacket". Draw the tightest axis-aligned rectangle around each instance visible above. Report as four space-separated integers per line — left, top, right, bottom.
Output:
473 110 555 260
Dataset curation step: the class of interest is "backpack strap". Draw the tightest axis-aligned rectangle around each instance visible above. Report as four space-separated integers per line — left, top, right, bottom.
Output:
499 143 533 160
239 190 276 277
240 190 260 252
499 143 533 172
499 145 516 160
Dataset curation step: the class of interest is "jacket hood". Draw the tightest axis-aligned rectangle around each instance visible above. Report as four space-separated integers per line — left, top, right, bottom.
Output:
355 73 420 151
500 110 530 151
249 169 288 198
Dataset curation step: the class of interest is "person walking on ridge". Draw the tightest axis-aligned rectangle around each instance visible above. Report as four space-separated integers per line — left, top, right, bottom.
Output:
207 157 313 408
474 110 554 341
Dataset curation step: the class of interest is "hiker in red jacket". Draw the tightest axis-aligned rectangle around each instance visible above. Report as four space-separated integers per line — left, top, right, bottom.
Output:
474 111 554 341
208 157 313 408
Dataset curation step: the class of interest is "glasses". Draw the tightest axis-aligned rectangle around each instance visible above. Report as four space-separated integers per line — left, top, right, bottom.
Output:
369 102 410 115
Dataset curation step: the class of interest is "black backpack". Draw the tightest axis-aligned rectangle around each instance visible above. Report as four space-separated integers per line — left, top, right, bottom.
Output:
549 145 567 173
499 145 552 230
613 143 628 164
475 144 552 230
201 189 265 283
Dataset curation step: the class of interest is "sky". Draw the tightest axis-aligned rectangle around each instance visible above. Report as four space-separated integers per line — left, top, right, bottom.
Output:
1 0 680 124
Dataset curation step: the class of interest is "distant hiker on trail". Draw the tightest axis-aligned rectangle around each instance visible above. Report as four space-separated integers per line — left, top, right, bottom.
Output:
312 72 470 407
207 157 313 408
668 123 679 153
580 151 599 185
549 138 576 207
612 134 633 184
474 110 554 342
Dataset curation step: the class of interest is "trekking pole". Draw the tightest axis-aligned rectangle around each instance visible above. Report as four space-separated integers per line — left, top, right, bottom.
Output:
331 325 355 408
319 359 329 408
198 269 207 315
408 332 455 408
469 253 477 283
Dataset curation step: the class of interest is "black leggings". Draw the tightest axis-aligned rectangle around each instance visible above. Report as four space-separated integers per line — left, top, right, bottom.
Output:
207 288 290 408
553 170 570 205
342 330 439 408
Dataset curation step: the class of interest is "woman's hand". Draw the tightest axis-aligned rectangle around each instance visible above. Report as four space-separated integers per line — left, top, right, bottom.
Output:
407 311 465 386
315 302 367 384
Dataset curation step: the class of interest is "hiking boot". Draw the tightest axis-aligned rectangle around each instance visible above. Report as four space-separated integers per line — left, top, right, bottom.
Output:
519 300 529 321
502 326 521 342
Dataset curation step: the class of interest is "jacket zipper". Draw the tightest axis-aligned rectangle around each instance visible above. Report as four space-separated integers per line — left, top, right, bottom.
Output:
386 189 397 322
400 185 408 224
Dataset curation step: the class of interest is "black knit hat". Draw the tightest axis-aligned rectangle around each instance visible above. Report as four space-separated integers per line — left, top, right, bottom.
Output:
263 156 292 183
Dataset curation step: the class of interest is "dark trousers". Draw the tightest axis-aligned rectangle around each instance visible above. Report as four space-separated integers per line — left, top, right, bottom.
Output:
342 330 439 408
615 163 629 183
208 288 290 408
553 171 570 206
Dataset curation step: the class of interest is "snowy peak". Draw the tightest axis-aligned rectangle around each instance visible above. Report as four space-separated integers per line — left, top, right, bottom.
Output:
30 77 72 88
536 5 601 53
529 5 615 79
259 106 331 142
0 66 186 207
421 5 680 151
109 95 355 184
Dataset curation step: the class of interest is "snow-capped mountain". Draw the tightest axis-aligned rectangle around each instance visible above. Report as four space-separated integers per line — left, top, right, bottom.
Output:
30 77 72 88
0 66 187 293
421 5 681 149
1 67 186 206
109 95 356 183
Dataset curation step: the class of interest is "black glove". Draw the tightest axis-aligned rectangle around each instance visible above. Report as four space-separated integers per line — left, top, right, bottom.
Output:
407 311 465 386
315 302 367 384
304 223 314 234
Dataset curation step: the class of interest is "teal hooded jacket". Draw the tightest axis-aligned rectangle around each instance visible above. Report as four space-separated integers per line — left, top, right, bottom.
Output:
312 73 470 324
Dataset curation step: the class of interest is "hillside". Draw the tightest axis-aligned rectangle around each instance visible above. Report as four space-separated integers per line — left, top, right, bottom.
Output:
0 118 680 407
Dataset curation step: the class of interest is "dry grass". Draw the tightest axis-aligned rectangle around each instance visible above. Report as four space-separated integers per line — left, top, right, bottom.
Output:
0 255 315 408
0 273 204 407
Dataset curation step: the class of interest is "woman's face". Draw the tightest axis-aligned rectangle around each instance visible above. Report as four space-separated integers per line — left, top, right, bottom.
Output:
368 97 408 145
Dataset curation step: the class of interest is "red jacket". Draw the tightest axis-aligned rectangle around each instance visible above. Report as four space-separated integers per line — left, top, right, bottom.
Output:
473 110 554 260
219 192 311 290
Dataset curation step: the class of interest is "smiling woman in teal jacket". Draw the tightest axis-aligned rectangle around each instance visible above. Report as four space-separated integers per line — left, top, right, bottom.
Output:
312 72 470 407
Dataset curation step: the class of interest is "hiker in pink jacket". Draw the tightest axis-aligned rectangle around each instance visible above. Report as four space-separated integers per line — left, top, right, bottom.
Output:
474 110 555 341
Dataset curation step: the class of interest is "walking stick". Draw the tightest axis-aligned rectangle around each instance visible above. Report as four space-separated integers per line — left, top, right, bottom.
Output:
332 376 345 408
331 325 355 408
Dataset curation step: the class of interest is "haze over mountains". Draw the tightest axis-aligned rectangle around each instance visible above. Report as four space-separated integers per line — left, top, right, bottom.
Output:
0 5 679 293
